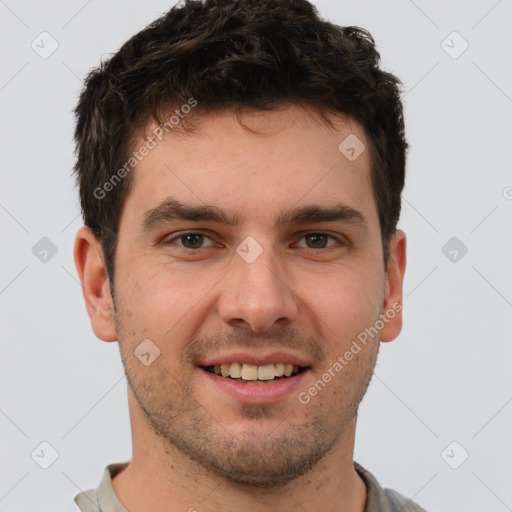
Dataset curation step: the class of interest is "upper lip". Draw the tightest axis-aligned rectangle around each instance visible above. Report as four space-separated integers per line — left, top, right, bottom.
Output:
198 350 312 368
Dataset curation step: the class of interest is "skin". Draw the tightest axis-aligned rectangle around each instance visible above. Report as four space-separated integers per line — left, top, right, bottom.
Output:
74 104 406 512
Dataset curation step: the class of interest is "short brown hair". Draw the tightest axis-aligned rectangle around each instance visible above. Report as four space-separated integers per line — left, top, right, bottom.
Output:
73 0 407 288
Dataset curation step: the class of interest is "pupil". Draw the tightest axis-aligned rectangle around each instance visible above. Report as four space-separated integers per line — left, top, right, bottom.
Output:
183 234 203 248
307 233 327 248
182 234 327 249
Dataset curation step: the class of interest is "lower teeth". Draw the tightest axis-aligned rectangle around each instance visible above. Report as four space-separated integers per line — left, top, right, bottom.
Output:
233 378 281 384
232 377 284 383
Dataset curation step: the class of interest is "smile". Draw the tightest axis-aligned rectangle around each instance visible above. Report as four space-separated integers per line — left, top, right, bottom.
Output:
204 362 307 382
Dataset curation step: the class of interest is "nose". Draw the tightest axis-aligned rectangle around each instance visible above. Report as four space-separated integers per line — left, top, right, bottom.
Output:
217 243 299 332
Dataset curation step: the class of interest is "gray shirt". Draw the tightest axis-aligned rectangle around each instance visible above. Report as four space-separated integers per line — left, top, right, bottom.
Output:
75 461 428 512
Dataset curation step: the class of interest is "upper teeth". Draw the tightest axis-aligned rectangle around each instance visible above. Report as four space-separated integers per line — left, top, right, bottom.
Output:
211 363 300 380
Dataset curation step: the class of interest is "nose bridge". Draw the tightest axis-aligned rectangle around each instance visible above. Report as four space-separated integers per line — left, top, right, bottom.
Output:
238 241 282 293
218 236 298 331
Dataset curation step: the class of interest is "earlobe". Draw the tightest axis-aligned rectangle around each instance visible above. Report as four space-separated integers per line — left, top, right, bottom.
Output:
73 226 117 342
380 230 407 343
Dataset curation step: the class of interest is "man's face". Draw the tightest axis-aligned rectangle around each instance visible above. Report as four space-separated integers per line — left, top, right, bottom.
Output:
104 105 403 486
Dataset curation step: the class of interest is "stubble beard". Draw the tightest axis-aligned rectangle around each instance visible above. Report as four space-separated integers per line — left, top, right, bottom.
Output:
121 346 379 488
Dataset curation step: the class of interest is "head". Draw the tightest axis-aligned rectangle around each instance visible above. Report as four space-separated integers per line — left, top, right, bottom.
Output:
74 0 407 488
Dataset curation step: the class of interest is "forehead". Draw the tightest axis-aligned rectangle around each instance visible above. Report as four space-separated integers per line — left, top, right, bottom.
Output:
121 105 378 230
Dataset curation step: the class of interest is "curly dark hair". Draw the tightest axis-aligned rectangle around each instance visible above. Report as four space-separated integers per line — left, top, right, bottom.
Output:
73 0 407 289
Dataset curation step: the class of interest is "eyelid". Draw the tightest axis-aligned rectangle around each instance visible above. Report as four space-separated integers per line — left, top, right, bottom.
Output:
293 231 346 248
163 231 216 248
163 230 347 249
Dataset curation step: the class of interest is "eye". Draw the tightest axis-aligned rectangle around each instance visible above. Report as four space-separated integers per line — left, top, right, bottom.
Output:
295 232 342 249
163 232 216 249
162 231 344 250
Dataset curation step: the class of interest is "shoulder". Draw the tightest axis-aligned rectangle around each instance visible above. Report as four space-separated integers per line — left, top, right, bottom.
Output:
74 462 129 512
383 488 428 511
74 489 100 512
354 462 428 512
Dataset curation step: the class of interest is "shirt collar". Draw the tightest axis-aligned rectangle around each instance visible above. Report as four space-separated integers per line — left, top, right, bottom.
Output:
76 461 392 512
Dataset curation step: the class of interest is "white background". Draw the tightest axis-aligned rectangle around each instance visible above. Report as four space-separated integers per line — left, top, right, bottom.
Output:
1 1 511 510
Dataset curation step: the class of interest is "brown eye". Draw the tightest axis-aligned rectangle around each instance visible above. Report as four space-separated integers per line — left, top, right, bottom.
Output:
296 232 339 249
181 234 204 248
164 232 215 249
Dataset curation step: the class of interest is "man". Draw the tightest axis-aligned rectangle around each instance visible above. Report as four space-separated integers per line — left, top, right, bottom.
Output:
72 0 425 510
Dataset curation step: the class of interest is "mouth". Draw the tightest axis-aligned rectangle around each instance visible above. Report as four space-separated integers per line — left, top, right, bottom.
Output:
203 362 309 384
197 352 312 404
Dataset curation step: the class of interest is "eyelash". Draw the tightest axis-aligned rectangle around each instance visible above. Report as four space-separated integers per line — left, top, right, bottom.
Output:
163 231 345 250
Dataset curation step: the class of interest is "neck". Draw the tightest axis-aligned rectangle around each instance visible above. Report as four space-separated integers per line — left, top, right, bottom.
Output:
112 392 367 512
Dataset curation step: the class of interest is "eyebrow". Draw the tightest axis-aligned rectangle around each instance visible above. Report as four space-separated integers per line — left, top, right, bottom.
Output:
141 198 367 232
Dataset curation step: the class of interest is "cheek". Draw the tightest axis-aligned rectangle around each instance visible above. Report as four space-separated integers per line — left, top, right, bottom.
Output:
115 257 223 343
298 266 384 349
143 262 226 314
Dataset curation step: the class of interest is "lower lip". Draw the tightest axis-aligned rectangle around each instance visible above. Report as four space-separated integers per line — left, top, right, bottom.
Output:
199 368 309 405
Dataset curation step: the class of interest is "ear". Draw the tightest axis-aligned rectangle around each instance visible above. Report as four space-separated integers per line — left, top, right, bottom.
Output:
380 230 407 343
73 226 117 342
